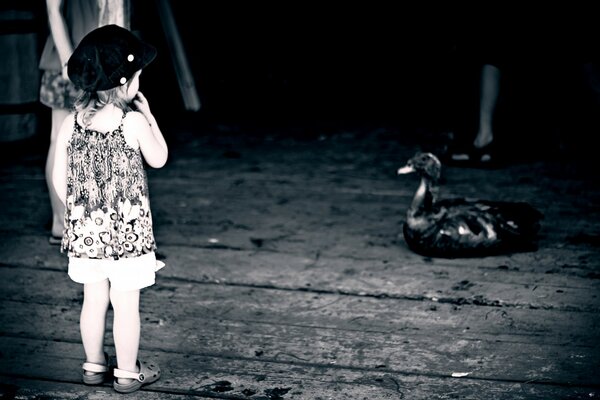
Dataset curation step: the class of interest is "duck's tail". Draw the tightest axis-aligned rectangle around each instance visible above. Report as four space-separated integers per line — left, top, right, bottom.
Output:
485 201 544 240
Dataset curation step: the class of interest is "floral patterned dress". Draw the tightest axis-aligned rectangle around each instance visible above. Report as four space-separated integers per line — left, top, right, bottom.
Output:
61 111 157 260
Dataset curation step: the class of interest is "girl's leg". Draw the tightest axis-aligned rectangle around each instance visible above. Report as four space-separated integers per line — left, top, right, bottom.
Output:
110 288 140 384
45 108 69 237
81 279 110 371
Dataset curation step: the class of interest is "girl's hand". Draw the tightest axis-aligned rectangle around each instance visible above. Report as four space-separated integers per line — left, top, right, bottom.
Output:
132 91 151 119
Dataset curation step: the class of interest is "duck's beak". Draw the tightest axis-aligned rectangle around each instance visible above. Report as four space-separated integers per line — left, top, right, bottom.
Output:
397 165 415 175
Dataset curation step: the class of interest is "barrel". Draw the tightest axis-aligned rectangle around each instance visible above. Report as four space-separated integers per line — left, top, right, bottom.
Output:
0 3 43 142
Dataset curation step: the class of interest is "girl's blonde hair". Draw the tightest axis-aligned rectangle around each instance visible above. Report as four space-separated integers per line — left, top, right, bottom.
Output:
74 78 134 127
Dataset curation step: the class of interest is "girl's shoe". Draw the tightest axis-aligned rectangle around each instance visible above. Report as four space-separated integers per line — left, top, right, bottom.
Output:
48 235 62 245
82 353 110 385
113 359 161 393
471 141 495 164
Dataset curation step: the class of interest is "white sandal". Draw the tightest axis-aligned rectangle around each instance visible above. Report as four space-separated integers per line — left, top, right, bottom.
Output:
82 354 109 385
113 359 161 393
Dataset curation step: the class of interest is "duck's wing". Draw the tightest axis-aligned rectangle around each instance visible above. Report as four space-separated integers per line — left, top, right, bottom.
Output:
405 204 501 257
438 199 544 247
471 200 544 238
404 198 543 257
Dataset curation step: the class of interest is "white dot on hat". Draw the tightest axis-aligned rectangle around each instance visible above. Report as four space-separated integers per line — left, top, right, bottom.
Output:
120 77 127 84
127 54 134 62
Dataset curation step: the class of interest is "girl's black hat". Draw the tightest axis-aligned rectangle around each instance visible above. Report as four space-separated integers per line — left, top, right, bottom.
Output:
68 24 157 92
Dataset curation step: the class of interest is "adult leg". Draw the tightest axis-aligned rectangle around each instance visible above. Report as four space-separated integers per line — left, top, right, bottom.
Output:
80 279 110 370
45 108 69 238
473 63 501 149
110 288 140 384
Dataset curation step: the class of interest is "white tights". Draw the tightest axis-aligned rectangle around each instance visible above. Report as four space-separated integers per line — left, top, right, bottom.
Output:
81 280 140 383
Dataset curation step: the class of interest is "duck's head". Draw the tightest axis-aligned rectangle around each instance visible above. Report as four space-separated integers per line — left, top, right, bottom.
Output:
397 152 442 181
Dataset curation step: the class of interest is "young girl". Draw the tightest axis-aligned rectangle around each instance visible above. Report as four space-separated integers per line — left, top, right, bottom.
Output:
52 24 167 394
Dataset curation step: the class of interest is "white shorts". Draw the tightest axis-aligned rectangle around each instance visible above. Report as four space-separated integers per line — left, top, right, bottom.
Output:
68 252 165 291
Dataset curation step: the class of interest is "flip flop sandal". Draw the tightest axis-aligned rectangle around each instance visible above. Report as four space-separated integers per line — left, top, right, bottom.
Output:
82 353 110 385
472 144 494 163
113 360 161 394
447 142 497 169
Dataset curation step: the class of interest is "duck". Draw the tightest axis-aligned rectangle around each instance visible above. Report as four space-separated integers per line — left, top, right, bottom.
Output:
397 152 543 258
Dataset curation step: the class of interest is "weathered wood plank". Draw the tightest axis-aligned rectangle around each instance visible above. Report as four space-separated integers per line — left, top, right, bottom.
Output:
0 378 197 400
1 338 597 400
2 158 598 255
1 267 598 345
1 237 599 312
1 226 598 286
2 301 598 386
1 269 598 385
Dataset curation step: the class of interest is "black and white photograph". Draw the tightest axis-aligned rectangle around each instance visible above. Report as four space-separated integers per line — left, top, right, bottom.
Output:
0 1 599 399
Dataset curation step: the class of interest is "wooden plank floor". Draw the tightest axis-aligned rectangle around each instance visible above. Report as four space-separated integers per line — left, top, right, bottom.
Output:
1 124 599 399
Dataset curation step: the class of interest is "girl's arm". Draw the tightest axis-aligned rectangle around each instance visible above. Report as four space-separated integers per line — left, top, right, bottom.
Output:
128 91 168 168
52 114 74 206
46 0 73 79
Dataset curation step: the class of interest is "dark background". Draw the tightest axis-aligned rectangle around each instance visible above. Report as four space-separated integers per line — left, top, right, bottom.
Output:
1 1 598 160
138 2 456 129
